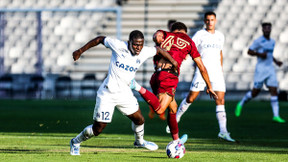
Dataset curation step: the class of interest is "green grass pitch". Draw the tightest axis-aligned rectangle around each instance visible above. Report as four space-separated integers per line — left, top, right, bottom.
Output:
0 99 287 161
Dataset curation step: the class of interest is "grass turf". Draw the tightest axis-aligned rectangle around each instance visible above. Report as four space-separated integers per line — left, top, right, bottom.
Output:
0 99 287 161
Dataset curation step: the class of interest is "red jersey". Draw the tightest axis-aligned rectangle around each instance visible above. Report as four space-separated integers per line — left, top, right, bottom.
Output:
153 30 200 73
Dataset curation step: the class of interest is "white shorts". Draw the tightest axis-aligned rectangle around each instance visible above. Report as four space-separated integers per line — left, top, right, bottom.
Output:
93 84 139 123
253 70 278 89
189 72 226 92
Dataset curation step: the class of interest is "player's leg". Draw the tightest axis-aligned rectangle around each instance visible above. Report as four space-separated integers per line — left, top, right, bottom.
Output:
130 79 161 113
127 108 158 150
70 88 114 155
176 91 200 122
215 91 235 142
236 78 263 117
167 98 188 144
235 88 261 117
268 86 286 123
70 121 107 155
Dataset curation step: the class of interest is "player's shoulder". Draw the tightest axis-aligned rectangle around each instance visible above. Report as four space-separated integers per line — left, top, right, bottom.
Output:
215 30 224 37
194 29 206 36
105 36 126 46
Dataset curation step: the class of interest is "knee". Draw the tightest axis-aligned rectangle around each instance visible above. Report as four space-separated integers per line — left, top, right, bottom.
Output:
216 98 225 105
186 96 195 103
133 116 145 125
92 123 104 136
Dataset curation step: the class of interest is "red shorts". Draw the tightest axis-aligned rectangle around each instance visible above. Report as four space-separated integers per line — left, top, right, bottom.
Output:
150 71 179 97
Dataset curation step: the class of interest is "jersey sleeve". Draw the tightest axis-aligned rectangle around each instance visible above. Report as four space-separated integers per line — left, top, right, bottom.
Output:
104 37 123 50
191 31 201 48
249 38 260 51
189 40 201 59
143 46 157 59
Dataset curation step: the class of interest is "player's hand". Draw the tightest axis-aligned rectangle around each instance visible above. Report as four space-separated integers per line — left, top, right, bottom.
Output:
275 60 283 67
206 88 218 100
72 49 82 61
259 52 267 59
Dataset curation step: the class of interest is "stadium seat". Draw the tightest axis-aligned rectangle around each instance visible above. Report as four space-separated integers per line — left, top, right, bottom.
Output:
27 75 45 99
55 76 72 99
0 75 13 98
80 73 97 99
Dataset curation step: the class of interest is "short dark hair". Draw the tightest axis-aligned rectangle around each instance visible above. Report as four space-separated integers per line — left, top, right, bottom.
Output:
129 30 144 41
168 19 177 27
171 22 187 33
262 22 272 27
204 11 216 19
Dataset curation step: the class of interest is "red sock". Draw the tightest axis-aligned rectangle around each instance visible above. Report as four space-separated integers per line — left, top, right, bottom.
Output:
168 113 179 140
139 87 160 112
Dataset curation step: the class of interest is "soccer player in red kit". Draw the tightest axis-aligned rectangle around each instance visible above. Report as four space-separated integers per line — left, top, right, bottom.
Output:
131 22 218 144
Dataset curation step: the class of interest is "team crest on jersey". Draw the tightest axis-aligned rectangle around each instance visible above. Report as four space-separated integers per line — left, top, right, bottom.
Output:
161 35 190 51
136 59 141 64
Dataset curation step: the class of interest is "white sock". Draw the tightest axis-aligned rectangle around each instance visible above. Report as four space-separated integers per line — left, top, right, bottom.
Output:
133 80 142 91
132 122 144 144
271 96 279 117
240 91 252 106
176 98 191 122
216 105 228 133
73 124 94 145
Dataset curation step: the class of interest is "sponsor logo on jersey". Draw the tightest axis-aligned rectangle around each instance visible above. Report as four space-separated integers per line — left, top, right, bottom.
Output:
115 61 138 72
202 43 221 49
161 35 190 51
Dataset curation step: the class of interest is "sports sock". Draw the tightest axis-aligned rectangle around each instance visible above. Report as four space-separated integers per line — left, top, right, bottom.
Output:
176 98 191 122
270 96 279 117
240 91 252 106
216 105 228 133
133 79 142 91
138 87 161 112
168 113 179 140
73 124 94 145
132 122 144 145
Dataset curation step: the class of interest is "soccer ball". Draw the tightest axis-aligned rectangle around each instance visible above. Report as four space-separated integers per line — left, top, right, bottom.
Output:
166 141 185 159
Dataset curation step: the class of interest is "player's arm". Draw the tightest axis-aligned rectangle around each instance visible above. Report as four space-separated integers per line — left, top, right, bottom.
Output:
155 46 178 69
273 57 283 67
220 50 223 70
73 36 106 61
247 49 267 59
193 57 218 100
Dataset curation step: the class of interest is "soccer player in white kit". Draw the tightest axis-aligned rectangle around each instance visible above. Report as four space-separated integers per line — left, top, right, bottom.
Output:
235 22 285 123
69 30 178 155
167 11 235 142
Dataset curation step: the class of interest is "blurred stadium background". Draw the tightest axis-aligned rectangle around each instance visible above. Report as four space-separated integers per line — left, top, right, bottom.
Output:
0 0 287 101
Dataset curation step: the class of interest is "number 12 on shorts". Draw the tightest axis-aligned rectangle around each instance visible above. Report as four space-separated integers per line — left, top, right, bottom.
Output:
97 112 110 121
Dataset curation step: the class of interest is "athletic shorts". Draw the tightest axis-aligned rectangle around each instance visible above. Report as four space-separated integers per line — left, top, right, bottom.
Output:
150 71 178 96
189 72 226 92
253 70 278 89
93 84 139 123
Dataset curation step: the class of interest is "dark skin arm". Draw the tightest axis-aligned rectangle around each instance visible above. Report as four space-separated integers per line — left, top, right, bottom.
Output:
273 57 283 67
73 36 106 61
247 49 267 59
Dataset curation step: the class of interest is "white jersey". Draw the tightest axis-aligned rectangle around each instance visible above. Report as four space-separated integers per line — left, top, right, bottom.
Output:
192 29 225 82
249 36 276 74
102 37 156 93
249 36 278 88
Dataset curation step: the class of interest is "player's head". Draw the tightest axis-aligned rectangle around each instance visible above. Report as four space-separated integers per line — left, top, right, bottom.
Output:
261 22 272 38
171 22 187 34
128 30 144 55
167 19 176 32
204 11 217 31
